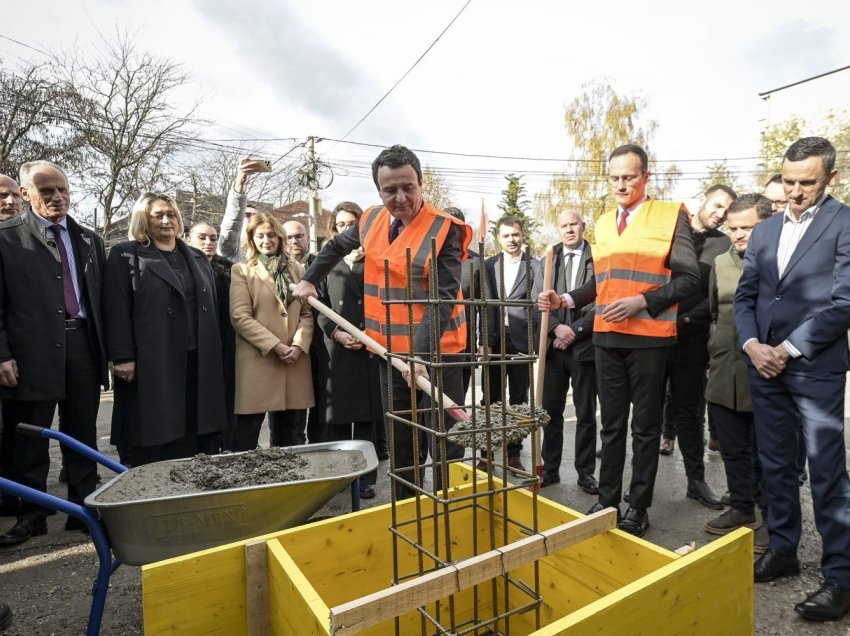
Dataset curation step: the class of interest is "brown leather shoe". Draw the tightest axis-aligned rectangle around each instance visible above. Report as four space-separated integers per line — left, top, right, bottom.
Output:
507 456 527 476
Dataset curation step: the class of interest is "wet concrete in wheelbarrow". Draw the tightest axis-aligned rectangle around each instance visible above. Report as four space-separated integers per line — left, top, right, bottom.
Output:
96 447 366 502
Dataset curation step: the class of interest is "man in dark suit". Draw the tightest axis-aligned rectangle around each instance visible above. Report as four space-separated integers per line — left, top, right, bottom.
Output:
481 216 540 474
534 210 598 493
539 144 700 537
735 136 850 621
659 184 735 510
0 161 108 545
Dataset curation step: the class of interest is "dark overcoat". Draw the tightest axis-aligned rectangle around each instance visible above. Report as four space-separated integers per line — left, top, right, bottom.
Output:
316 258 383 425
104 239 227 447
0 211 108 400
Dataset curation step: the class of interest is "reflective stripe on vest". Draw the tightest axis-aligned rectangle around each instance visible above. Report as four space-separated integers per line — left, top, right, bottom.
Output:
360 203 472 354
593 200 682 338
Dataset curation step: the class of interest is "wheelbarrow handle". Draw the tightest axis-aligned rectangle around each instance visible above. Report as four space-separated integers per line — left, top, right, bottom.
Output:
16 423 127 474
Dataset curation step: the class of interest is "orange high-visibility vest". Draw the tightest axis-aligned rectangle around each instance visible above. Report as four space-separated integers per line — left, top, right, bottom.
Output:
361 202 472 354
593 200 683 338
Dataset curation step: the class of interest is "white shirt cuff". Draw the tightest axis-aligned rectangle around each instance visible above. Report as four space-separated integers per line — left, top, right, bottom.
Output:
742 337 758 353
560 293 575 309
782 340 802 358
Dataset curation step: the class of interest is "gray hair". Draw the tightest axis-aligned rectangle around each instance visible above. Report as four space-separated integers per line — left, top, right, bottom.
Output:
19 161 69 188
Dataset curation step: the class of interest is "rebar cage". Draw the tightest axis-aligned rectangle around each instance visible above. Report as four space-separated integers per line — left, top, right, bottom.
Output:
382 234 545 635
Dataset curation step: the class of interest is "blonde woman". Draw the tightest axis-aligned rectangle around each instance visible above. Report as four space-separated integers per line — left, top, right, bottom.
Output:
104 193 227 465
230 213 314 450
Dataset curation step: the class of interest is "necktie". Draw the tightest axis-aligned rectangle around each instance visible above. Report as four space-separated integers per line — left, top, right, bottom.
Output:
564 252 575 292
389 217 404 243
51 224 81 317
617 210 629 235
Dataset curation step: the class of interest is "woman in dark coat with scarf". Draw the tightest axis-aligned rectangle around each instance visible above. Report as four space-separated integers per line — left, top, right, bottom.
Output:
317 202 383 498
105 193 227 465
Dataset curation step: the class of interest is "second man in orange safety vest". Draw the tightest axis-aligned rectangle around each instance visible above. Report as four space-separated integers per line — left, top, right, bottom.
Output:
538 144 700 538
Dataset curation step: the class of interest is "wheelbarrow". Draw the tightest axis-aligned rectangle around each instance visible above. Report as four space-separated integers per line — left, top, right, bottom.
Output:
0 424 378 635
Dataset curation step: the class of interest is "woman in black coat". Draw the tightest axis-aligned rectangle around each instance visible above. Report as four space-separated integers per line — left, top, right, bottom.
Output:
317 202 383 498
186 222 237 449
105 193 227 465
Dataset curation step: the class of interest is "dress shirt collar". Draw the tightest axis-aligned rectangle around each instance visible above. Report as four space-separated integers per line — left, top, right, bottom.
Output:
782 193 827 225
33 211 68 231
502 251 522 265
562 241 584 258
617 195 648 216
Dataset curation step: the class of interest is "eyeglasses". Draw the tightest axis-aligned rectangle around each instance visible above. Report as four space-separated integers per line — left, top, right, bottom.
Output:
608 174 643 185
286 233 306 242
335 221 357 230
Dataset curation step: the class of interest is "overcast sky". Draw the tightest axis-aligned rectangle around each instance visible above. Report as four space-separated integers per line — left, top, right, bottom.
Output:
3 0 850 226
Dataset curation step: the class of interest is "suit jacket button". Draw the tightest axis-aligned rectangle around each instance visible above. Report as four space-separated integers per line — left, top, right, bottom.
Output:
357 299 362 305
338 300 344 306
775 295 781 301
167 308 173 315
202 306 208 312
55 342 62 348
56 274 61 280
57 307 63 313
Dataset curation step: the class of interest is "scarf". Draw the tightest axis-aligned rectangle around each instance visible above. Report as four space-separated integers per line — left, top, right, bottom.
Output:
259 253 295 306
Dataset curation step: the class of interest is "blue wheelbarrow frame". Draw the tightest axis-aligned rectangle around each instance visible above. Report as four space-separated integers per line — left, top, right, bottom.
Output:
0 424 127 636
0 424 369 635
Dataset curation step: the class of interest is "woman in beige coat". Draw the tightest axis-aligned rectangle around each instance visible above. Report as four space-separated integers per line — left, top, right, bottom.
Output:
230 212 314 451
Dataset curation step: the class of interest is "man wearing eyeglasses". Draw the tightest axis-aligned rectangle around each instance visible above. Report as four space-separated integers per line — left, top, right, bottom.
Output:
538 144 700 537
283 220 328 445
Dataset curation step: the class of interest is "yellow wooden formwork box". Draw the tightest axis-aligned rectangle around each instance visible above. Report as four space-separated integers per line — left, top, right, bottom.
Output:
142 464 753 635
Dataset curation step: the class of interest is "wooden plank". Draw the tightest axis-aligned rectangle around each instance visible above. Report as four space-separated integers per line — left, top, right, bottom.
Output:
267 538 329 636
530 529 753 635
330 512 615 635
142 542 249 635
244 540 269 636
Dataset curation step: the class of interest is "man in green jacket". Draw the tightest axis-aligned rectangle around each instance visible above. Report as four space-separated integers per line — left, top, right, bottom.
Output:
703 193 773 545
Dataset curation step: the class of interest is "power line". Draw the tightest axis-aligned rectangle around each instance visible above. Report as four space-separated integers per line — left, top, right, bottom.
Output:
0 33 51 58
331 0 473 147
759 64 850 99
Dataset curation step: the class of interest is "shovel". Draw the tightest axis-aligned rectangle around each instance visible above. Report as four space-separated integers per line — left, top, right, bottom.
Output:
293 285 472 423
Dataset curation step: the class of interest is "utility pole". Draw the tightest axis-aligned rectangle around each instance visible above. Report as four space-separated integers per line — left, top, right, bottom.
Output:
306 136 322 251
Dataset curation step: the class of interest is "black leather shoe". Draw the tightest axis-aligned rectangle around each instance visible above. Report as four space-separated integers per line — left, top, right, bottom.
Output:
618 507 649 537
577 474 599 494
0 498 20 517
0 517 48 546
359 486 376 500
65 517 90 534
587 502 621 523
754 549 800 582
794 582 850 621
686 479 724 510
540 473 560 488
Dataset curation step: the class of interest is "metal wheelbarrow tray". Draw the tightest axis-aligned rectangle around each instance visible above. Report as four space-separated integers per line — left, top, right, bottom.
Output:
85 440 379 566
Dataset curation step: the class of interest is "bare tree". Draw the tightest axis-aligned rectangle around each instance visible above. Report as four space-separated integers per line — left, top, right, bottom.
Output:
0 58 86 178
175 144 310 228
56 33 201 235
